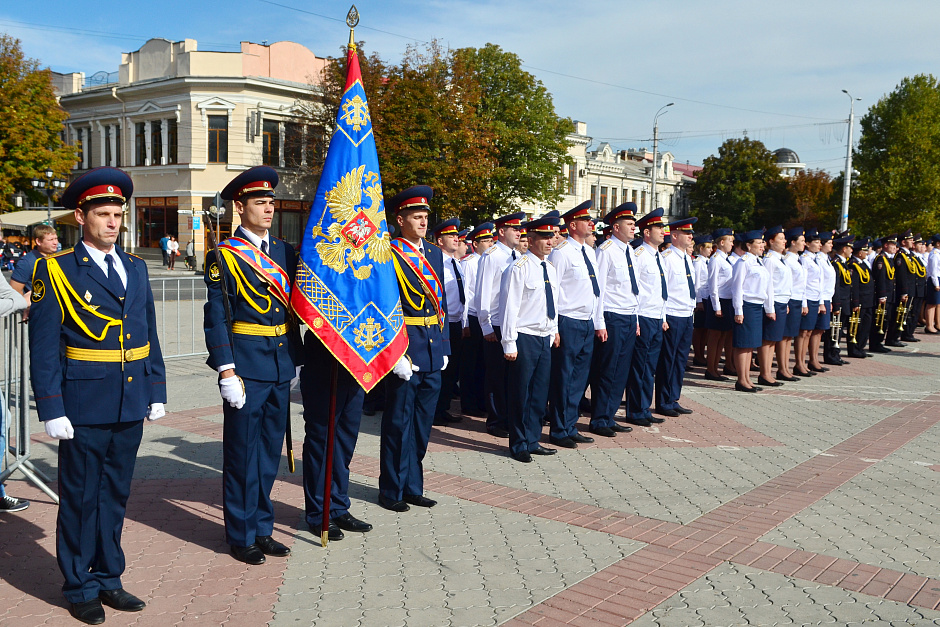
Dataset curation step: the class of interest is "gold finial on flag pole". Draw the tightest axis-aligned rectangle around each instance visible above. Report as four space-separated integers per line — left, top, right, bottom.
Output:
347 5 359 51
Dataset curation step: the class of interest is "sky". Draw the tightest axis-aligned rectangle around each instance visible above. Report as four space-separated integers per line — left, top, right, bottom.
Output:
3 0 939 174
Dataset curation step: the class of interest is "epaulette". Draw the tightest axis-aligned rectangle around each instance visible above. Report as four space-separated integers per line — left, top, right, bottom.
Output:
462 253 477 261
555 240 568 249
514 256 528 268
662 249 672 258
599 240 613 251
635 246 645 256
49 248 73 258
126 252 144 261
484 246 498 256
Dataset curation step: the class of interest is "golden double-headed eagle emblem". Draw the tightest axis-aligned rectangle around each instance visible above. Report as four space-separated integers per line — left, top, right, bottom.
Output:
313 164 391 280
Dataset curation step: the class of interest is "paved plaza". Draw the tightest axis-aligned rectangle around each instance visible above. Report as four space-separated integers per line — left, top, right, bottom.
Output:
1 327 939 626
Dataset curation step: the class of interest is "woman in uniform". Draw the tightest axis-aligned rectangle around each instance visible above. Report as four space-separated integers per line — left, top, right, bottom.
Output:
731 230 774 392
798 230 825 375
812 232 835 372
760 226 792 386
782 228 808 378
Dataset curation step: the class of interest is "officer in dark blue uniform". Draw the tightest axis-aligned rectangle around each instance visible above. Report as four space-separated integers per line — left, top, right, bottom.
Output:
379 186 450 512
29 167 167 625
204 166 300 565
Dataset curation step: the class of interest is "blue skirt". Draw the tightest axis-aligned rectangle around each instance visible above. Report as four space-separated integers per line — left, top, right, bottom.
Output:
928 287 940 305
815 300 832 330
693 307 705 329
763 301 789 343
783 299 803 338
705 298 734 332
733 301 764 349
800 299 820 331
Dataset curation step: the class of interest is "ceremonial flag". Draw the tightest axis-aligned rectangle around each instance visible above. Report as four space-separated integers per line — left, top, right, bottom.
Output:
291 42 406 392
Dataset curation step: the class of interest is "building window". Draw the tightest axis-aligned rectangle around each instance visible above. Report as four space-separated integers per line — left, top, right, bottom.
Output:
640 190 647 213
632 189 638 205
114 126 121 167
168 119 178 164
151 121 163 165
590 185 597 207
285 122 303 168
135 123 146 166
76 128 84 168
262 120 280 167
208 115 228 164
567 166 577 195
600 186 608 212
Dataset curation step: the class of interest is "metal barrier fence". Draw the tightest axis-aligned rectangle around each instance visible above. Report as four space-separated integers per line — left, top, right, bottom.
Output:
151 276 209 358
1 312 58 503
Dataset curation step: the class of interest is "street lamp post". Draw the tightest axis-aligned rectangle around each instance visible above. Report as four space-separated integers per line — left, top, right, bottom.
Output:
31 169 68 226
650 103 674 214
840 90 861 232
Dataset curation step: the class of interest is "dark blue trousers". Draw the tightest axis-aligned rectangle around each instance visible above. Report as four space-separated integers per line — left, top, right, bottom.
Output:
301 334 364 526
57 420 143 603
380 368 442 500
627 316 664 421
656 315 694 411
591 312 638 429
507 333 552 456
550 315 594 440
483 326 508 431
459 315 487 415
222 377 289 547
435 322 464 418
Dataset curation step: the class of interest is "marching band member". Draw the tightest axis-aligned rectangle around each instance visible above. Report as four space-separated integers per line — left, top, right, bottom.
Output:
731 230 773 392
849 238 875 356
831 233 857 362
761 226 792 386
870 235 898 353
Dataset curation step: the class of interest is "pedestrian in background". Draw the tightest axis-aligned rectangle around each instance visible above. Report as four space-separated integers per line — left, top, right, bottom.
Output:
159 233 170 266
167 235 179 270
0 271 29 513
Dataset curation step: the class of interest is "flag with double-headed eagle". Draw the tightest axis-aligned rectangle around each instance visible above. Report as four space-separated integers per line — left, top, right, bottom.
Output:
291 42 406 392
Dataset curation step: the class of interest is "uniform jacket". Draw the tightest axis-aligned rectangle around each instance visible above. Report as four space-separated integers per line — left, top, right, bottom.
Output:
204 226 300 384
28 242 167 425
893 249 916 299
873 253 896 303
393 239 450 372
851 257 873 307
833 256 853 308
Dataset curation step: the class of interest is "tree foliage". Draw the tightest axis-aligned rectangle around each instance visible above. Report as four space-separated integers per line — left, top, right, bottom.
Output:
0 34 76 211
853 74 940 236
788 169 839 229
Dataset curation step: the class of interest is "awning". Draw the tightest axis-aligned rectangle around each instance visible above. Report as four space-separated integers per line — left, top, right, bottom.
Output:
0 209 77 230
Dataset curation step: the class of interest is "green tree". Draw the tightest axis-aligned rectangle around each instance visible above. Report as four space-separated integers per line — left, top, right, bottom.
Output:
787 169 838 229
853 74 940 236
453 43 573 217
0 34 76 211
690 137 783 231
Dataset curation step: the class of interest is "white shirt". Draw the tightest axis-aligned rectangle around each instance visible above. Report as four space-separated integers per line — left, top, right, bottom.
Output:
474 240 516 335
460 252 481 323
928 248 940 288
661 245 696 317
499 252 559 354
802 251 823 301
817 252 836 301
80 240 127 288
764 250 793 303
693 255 710 303
547 237 599 321
593 236 640 329
708 250 735 309
784 251 807 307
633 241 667 320
441 252 467 321
731 252 774 315
236 226 271 252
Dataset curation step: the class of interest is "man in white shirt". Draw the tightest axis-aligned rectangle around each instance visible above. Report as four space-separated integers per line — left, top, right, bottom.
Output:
625 208 669 427
473 212 524 437
655 218 698 417
432 218 468 426
546 201 599 449
459 222 495 417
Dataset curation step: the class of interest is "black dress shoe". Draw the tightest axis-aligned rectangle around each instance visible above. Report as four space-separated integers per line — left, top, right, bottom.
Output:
692 359 708 367
903 336 920 342
623 417 651 427
327 521 344 541
531 445 557 455
549 436 577 448
231 544 266 565
589 426 616 437
794 368 816 377
775 372 799 382
757 376 783 387
610 424 633 433
487 427 510 438
807 364 829 373
655 408 680 417
735 381 759 393
569 432 595 444
256 535 291 557
648 416 665 424
847 351 867 359
69 599 106 625
704 372 730 382
99 588 146 612
333 513 373 533
886 341 906 347
404 494 437 508
378 495 410 512
673 405 693 415
722 367 738 376
871 346 891 353
823 358 845 366
512 451 532 463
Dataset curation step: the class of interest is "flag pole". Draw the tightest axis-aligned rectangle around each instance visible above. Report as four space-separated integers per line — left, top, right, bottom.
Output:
320 360 339 546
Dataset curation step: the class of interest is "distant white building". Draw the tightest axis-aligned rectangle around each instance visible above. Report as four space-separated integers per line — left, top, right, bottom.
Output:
773 148 806 178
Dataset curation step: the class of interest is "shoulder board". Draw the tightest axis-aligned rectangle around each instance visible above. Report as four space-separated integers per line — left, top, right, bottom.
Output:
661 250 672 257
514 256 528 268
599 239 613 251
547 259 555 268
483 246 498 256
126 252 144 261
50 248 73 258
634 246 645 256
555 240 568 249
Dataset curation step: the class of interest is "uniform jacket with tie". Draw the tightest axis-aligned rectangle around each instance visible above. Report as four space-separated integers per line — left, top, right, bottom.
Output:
893 249 916 299
28 241 167 425
851 257 874 307
394 240 450 372
873 253 896 304
204 226 300 384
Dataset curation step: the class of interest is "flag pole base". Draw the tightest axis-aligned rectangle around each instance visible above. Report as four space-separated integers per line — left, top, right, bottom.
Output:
321 531 329 547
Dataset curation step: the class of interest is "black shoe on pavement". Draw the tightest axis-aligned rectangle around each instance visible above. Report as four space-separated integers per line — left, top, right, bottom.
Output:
610 424 633 433
512 451 532 463
549 436 577 449
333 513 373 533
735 382 759 393
569 432 595 444
886 341 906 347
326 521 344 541
487 427 510 438
98 589 146 612
673 405 693 415
776 372 799 382
871 346 891 353
623 417 652 427
589 426 616 437
704 372 729 382
255 535 291 557
378 495 410 512
823 358 845 366
692 359 708 367
654 408 680 418
757 376 783 387
808 364 829 373
648 416 665 424
231 544 266 565
69 599 106 625
404 494 437 508
531 445 557 455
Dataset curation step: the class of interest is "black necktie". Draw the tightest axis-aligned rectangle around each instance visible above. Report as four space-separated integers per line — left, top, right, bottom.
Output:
511 250 517 261
105 255 125 298
726 255 733 265
452 258 465 304
625 248 639 295
542 261 555 320
581 246 600 297
261 240 268 256
684 255 695 299
655 253 668 301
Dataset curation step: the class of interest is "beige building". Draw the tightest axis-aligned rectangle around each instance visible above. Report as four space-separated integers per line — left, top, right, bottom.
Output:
54 38 327 260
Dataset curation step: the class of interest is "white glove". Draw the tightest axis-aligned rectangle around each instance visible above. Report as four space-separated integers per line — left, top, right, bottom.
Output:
290 366 302 390
219 375 246 409
441 356 449 371
45 416 74 440
147 403 166 421
393 356 413 382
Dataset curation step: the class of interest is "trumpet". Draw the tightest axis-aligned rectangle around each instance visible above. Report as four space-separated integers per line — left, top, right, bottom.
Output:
848 309 860 344
875 302 887 335
831 315 842 345
896 301 909 332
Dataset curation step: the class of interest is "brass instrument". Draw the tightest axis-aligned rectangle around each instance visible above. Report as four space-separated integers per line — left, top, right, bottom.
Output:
848 309 860 344
831 315 842 345
896 301 909 332
875 302 887 335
